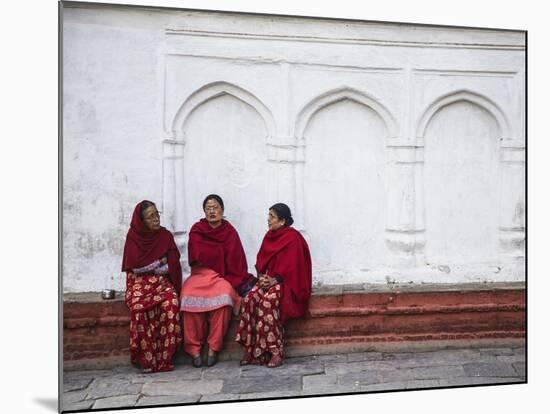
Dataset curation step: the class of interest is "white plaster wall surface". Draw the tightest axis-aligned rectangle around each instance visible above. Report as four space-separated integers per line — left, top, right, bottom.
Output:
304 100 388 281
182 94 269 266
62 4 525 292
63 7 167 292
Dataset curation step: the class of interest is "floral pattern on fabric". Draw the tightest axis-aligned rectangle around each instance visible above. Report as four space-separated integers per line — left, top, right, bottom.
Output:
125 273 182 372
235 284 283 364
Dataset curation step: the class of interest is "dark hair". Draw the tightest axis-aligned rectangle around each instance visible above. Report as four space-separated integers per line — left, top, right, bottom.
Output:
203 194 224 211
140 200 156 220
269 203 294 227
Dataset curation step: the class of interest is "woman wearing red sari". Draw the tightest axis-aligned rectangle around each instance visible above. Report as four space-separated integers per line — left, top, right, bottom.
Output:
180 194 251 368
121 200 183 373
236 203 312 368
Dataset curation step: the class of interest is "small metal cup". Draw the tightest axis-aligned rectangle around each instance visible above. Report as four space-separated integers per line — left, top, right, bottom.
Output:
101 289 116 300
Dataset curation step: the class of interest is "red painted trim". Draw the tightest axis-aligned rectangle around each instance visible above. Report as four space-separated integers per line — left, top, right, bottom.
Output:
63 287 526 363
309 303 525 317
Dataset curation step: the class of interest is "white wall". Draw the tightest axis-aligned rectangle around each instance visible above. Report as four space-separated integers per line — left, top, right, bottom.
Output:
62 4 525 292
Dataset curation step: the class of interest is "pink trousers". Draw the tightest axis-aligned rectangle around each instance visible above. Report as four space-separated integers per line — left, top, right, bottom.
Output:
182 306 232 357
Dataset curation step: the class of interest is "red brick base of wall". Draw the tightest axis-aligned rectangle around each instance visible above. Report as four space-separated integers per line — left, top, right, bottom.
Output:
63 283 525 370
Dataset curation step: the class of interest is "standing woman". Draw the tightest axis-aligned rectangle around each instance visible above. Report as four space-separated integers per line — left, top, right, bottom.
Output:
121 200 183 373
236 203 312 368
180 194 251 368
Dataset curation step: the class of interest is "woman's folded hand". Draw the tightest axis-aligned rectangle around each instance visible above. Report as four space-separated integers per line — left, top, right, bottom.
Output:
258 275 277 289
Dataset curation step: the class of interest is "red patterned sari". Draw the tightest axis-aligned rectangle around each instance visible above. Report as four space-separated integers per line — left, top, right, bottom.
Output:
236 226 311 364
125 274 182 372
122 201 183 372
236 284 284 362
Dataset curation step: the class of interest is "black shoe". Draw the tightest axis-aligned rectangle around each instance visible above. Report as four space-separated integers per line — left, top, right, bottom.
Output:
206 353 218 367
191 355 202 368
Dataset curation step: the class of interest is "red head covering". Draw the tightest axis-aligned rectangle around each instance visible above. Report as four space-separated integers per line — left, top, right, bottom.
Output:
121 201 182 294
188 219 249 289
256 226 312 322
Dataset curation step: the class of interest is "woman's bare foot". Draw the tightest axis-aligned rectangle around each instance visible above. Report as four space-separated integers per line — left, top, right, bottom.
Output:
267 354 283 368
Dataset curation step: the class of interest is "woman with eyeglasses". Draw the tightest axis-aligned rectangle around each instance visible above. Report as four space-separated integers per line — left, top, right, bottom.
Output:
179 194 253 368
121 200 183 373
235 203 312 368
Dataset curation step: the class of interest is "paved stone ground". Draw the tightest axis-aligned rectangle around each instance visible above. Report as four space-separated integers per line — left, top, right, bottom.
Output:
62 345 525 412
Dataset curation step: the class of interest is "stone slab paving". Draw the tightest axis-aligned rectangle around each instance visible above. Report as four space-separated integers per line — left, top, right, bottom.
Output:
438 376 523 387
141 379 224 396
63 390 89 405
136 395 201 406
221 375 302 394
91 395 139 410
62 345 526 412
362 379 441 392
85 378 143 400
513 362 526 377
199 393 241 402
462 362 519 378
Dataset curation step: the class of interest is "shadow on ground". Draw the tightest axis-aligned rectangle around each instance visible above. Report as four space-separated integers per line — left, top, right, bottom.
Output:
34 398 58 412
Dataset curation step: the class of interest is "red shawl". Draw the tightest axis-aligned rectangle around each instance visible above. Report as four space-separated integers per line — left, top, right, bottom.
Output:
256 226 312 322
187 219 249 289
121 201 182 294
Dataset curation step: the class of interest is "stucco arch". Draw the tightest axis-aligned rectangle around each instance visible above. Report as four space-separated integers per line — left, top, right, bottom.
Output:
416 89 511 140
294 87 399 139
171 81 276 138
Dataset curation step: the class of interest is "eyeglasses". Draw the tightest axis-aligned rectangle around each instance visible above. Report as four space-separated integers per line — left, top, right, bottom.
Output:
204 206 221 212
144 211 161 221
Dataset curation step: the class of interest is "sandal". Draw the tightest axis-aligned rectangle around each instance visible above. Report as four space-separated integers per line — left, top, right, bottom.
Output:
240 354 255 366
207 351 218 367
191 354 202 368
267 354 283 368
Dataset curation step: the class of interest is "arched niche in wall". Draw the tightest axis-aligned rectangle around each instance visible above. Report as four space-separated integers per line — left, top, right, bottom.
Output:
418 90 508 265
168 82 275 270
172 81 276 137
295 87 396 280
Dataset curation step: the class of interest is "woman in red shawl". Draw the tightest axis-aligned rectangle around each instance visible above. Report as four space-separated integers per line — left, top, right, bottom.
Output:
121 200 183 373
236 203 312 368
180 194 251 368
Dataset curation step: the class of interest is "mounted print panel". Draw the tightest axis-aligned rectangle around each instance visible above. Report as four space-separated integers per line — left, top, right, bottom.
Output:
61 2 526 413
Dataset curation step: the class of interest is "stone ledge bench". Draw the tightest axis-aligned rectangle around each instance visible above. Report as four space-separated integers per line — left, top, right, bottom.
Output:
63 282 525 370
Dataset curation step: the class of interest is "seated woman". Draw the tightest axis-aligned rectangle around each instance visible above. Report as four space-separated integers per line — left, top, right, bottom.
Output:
179 194 250 368
235 203 312 368
121 200 183 373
